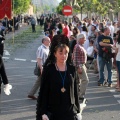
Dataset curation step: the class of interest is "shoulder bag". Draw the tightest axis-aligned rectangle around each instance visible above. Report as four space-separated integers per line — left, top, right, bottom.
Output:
34 62 41 76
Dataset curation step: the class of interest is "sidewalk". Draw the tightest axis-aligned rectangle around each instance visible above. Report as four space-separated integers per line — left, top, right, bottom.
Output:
5 23 30 41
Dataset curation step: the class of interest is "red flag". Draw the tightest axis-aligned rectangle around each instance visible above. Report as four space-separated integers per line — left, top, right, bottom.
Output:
0 0 12 19
0 0 2 4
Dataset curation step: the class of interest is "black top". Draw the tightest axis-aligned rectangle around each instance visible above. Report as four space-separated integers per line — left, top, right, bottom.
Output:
69 40 76 53
36 63 79 120
0 55 8 85
51 71 76 115
98 34 113 57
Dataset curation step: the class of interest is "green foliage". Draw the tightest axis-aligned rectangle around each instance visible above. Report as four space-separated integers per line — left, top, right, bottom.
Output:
57 0 120 16
13 0 31 14
56 0 66 15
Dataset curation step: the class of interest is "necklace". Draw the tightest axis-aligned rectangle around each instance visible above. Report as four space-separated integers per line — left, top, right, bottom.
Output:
56 64 66 93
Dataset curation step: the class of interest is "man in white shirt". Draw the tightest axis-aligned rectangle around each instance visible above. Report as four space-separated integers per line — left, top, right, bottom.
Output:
107 21 114 39
87 40 94 57
28 36 51 100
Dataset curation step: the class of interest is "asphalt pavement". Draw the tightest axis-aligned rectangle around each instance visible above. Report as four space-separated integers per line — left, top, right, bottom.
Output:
0 27 120 120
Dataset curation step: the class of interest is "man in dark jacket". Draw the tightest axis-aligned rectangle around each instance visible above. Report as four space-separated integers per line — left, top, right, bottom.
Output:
31 17 36 32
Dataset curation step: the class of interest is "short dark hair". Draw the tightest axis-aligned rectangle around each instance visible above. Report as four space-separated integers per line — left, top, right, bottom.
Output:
64 21 68 25
82 25 88 32
89 40 94 44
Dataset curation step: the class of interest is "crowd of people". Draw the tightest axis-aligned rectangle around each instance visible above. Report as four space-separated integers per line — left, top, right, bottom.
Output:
1 13 120 120
38 14 120 89
26 14 120 120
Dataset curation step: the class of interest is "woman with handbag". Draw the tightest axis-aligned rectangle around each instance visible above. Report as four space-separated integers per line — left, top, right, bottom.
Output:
36 35 81 120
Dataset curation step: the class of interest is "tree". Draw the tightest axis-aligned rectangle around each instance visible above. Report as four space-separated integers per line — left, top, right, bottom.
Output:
57 0 120 20
13 0 31 14
56 0 66 15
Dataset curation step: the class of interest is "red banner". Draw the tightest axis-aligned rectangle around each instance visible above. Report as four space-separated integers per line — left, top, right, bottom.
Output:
0 0 12 19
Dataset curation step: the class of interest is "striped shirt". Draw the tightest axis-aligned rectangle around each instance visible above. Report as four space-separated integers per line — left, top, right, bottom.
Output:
36 44 49 65
73 43 87 68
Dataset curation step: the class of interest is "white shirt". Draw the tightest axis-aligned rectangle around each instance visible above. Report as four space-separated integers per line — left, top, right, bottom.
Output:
87 46 94 56
87 25 92 36
36 44 49 65
69 31 73 36
108 25 114 39
81 31 89 50
116 43 120 61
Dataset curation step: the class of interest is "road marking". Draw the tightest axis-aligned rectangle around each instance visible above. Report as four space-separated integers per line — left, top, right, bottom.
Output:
114 95 120 98
3 56 36 63
109 89 116 92
6 66 34 69
31 60 36 62
3 57 10 59
14 58 26 61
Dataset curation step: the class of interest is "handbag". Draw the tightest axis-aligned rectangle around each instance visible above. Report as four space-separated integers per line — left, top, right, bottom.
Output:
34 62 41 76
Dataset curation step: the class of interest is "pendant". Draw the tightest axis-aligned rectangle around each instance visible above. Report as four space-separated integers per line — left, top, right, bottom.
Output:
61 87 66 93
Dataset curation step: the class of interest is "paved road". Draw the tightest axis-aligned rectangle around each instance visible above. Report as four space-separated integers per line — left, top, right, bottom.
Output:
0 32 44 120
83 70 120 120
0 30 120 120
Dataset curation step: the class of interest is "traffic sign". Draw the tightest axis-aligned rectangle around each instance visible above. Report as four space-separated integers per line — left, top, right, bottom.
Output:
62 5 72 16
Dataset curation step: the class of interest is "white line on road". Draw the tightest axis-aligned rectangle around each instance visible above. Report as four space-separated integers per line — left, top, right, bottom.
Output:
6 66 34 69
3 57 10 59
109 89 116 92
114 95 120 98
31 60 36 62
3 56 37 63
7 74 27 77
14 58 26 61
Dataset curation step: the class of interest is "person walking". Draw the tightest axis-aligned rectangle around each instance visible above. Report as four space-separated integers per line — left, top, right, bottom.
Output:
31 17 36 32
28 37 51 100
97 27 113 87
0 55 12 95
62 21 70 38
73 33 89 102
36 35 81 120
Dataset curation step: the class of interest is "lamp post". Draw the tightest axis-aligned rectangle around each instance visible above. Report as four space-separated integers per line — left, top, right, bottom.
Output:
81 0 83 20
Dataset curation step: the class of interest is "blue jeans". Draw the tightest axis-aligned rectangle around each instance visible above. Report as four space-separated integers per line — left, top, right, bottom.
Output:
98 56 112 84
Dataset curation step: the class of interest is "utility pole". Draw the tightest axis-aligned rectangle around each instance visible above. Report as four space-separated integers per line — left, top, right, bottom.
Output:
81 6 82 20
80 0 83 20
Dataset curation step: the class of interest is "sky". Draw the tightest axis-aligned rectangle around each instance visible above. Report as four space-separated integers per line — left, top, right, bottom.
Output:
57 0 62 3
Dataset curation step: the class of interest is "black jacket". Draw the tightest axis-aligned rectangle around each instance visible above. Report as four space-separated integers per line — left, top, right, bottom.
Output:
0 55 8 85
0 30 5 56
36 63 80 120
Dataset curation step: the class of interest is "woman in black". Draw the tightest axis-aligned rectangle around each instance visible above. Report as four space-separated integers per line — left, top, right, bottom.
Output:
36 35 80 120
